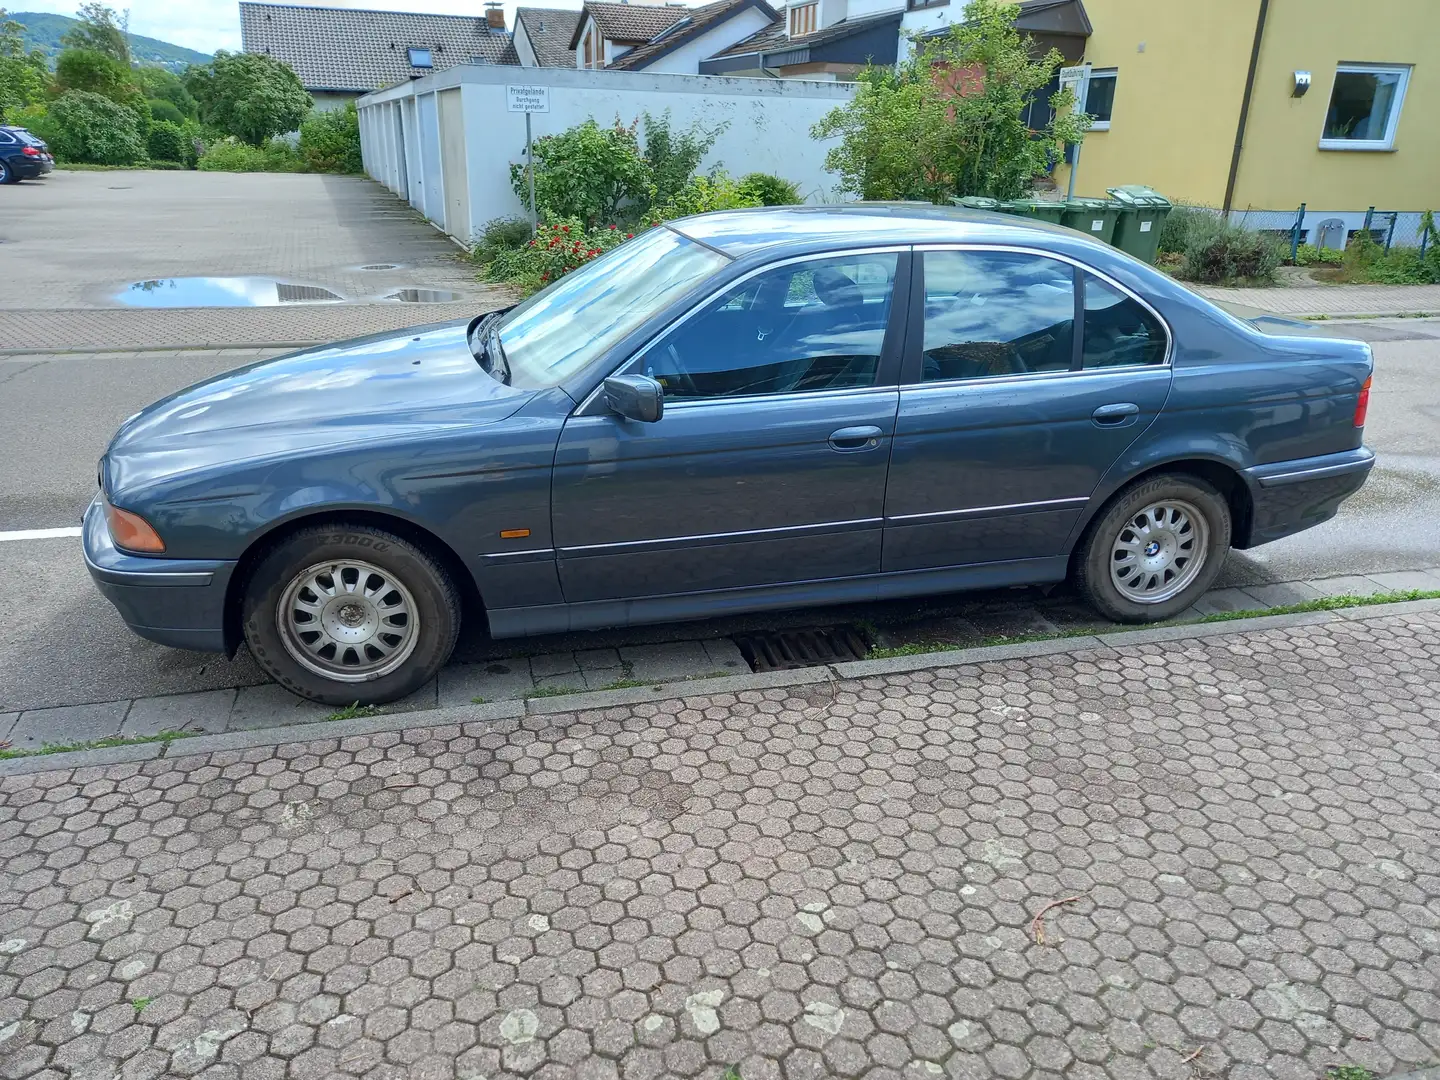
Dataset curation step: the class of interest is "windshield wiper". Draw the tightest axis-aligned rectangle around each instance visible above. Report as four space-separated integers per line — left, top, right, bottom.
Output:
468 311 505 379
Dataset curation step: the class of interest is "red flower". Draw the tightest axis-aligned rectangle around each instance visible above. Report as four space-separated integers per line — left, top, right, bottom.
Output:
561 225 570 233
609 224 618 230
539 273 549 282
588 249 601 257
625 233 634 239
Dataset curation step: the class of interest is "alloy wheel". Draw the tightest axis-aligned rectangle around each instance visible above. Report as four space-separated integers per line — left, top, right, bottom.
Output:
1109 499 1209 604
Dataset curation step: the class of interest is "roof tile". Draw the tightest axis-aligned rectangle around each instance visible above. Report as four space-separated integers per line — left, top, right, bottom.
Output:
239 1 517 93
515 7 583 66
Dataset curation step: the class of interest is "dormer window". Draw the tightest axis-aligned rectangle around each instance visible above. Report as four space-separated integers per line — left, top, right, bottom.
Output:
408 47 433 68
788 3 817 36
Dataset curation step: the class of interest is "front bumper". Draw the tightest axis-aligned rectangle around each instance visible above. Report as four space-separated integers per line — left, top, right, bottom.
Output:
1240 447 1375 547
82 496 236 653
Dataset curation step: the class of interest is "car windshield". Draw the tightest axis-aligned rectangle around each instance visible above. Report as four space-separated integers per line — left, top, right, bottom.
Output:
496 226 729 389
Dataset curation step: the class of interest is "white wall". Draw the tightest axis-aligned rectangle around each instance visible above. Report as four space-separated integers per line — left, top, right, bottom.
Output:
639 8 776 75
359 65 857 245
898 4 953 60
513 20 539 67
311 90 360 112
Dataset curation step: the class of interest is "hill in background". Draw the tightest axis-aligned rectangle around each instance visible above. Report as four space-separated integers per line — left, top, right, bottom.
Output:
10 10 212 71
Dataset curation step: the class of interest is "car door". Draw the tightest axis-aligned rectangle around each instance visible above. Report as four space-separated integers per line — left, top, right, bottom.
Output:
551 248 909 605
882 246 1173 573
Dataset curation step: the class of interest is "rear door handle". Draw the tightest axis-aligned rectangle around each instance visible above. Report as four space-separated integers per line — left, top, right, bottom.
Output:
1092 402 1141 426
828 425 884 451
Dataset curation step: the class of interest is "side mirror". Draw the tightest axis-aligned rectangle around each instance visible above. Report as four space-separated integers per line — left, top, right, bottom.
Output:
603 374 664 423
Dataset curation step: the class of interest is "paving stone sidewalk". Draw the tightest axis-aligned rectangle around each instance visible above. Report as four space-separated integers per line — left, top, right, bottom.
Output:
1196 282 1440 317
2 608 1439 1080
0 300 509 354
5 565 1438 754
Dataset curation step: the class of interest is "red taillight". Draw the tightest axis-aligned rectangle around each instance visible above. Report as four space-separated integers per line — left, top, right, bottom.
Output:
21 145 40 157
1354 375 1371 428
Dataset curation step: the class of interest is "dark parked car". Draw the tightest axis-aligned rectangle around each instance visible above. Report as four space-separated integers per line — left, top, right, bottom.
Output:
0 125 53 183
85 206 1374 704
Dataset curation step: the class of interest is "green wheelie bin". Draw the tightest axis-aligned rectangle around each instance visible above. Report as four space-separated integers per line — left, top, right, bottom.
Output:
1005 198 1067 225
951 196 1000 211
1061 198 1120 244
1106 186 1172 264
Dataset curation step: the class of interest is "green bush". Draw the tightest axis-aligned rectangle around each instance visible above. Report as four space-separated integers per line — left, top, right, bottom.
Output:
185 51 312 146
134 64 197 120
298 103 362 173
147 97 184 125
6 103 58 147
485 219 633 294
512 119 652 225
642 110 720 208
46 89 146 164
1337 233 1440 284
197 138 305 172
1157 203 1212 255
654 171 763 220
1293 243 1343 266
737 172 801 206
146 119 188 166
472 216 532 264
1177 216 1284 284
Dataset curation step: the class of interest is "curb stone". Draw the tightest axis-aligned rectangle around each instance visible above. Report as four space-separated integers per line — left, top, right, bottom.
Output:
5 598 1435 776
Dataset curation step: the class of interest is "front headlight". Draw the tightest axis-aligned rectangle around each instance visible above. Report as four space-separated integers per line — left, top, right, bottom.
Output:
104 501 166 554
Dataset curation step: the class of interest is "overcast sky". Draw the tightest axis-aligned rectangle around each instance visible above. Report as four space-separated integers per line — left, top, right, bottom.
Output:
17 0 587 55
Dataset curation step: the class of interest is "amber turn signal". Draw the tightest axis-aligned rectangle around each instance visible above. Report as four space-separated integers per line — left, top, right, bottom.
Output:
105 502 166 553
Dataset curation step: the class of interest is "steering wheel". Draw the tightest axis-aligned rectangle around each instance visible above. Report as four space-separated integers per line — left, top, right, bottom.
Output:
660 342 700 398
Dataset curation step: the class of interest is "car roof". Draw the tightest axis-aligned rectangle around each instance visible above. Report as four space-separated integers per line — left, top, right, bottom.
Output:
668 203 1107 260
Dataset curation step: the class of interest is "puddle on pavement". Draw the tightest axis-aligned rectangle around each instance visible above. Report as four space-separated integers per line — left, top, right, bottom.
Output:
115 277 343 307
385 288 463 303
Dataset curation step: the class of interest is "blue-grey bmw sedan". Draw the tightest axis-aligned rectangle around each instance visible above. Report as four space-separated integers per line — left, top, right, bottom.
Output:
85 205 1375 704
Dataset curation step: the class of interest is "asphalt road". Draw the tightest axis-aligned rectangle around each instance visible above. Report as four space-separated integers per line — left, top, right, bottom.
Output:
1 319 1437 714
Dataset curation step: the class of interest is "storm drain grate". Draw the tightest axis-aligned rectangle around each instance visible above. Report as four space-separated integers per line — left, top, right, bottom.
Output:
733 627 870 672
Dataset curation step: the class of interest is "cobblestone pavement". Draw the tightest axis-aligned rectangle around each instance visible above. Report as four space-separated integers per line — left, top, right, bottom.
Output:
2 610 1438 1080
1195 282 1440 317
0 302 507 353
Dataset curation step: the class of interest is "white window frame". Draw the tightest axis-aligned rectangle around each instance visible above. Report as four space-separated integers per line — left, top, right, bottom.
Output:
1319 63 1410 151
1083 69 1117 131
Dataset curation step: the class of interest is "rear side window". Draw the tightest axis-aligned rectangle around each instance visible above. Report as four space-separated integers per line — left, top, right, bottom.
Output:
920 250 1075 381
1081 273 1167 367
0 132 14 145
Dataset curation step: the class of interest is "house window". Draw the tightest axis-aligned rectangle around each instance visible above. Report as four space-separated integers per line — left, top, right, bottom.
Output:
407 47 433 68
789 2 817 36
583 32 591 67
1321 64 1410 150
906 0 949 10
1084 69 1116 129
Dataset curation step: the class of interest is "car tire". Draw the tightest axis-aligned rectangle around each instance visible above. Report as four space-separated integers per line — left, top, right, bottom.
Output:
241 524 460 705
1074 473 1231 623
0 162 14 185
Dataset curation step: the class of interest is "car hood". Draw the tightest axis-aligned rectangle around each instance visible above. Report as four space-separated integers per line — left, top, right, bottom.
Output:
106 321 532 496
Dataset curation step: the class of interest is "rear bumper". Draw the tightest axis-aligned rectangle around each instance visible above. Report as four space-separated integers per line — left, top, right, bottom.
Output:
1240 447 1374 547
82 497 235 653
11 158 52 178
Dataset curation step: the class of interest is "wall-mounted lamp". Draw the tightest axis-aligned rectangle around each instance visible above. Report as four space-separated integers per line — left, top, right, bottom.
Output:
1293 70 1311 97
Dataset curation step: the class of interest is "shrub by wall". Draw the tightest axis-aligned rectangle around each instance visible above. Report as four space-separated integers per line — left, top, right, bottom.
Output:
299 103 362 174
46 89 145 165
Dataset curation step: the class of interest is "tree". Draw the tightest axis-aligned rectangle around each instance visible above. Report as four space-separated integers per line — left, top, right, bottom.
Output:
641 111 722 209
811 0 1090 201
299 102 362 173
60 2 129 62
46 88 146 163
0 9 49 121
53 46 148 130
134 64 196 119
184 51 311 145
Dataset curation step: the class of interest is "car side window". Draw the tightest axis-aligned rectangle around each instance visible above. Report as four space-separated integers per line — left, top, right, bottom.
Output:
920 250 1075 381
639 252 897 400
1082 273 1167 368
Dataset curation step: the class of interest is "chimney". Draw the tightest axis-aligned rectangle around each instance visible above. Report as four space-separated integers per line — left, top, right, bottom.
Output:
485 1 505 30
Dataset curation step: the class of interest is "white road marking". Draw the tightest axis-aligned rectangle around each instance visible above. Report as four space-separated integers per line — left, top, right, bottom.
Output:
0 527 82 542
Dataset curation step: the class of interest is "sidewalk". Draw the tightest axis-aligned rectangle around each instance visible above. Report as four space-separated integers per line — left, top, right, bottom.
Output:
0 298 509 353
1 603 1437 1080
1196 281 1440 317
4 565 1438 751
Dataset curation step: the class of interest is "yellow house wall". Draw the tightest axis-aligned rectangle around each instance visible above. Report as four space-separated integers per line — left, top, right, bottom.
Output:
1233 0 1439 210
1053 0 1439 211
1054 0 1253 205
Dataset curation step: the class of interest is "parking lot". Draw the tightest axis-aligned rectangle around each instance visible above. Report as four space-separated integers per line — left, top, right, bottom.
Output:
3 170 1440 740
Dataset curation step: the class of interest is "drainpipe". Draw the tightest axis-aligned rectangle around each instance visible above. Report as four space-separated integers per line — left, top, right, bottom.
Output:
1222 0 1270 215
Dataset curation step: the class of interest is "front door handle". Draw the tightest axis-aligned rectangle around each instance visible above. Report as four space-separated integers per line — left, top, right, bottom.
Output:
828 425 884 452
1092 402 1141 427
